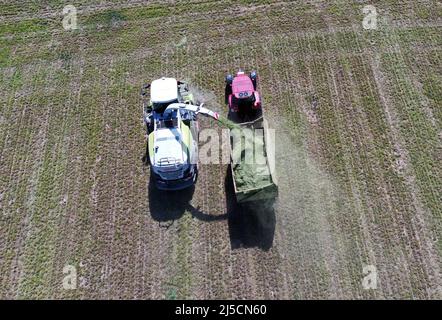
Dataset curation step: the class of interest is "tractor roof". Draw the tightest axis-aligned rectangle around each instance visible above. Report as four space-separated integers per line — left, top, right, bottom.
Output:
232 74 254 98
151 77 178 103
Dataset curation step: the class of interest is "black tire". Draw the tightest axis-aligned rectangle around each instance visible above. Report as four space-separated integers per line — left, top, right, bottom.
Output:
250 71 258 90
225 84 232 105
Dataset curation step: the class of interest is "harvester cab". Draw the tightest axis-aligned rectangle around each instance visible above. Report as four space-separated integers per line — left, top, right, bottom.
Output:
141 77 219 190
225 70 262 122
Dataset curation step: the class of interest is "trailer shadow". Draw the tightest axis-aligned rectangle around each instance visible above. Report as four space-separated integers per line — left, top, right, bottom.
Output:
148 175 227 228
225 166 276 251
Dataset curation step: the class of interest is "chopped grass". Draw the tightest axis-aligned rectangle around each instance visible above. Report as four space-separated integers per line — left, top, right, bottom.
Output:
231 129 272 191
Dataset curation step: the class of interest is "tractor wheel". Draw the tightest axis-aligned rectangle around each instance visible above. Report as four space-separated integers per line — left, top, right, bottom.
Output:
250 71 257 90
225 84 232 105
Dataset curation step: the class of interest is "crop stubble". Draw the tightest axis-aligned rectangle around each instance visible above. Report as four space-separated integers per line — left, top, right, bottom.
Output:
0 0 440 299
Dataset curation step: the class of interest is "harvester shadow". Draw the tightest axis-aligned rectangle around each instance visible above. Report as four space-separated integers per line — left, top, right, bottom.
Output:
148 175 227 228
225 166 276 251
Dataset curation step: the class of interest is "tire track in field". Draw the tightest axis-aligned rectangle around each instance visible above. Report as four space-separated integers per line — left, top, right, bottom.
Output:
361 21 440 298
324 26 418 298
15 65 79 298
279 34 350 298
328 9 440 298
366 40 441 298
0 63 59 298
251 39 346 298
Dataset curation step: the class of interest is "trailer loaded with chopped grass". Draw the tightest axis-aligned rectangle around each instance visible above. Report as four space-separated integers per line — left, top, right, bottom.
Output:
230 116 278 204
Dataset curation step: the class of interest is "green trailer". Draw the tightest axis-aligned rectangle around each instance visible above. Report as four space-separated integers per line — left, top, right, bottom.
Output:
229 116 278 204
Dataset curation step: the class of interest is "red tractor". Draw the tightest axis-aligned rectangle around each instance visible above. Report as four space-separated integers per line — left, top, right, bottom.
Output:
225 70 262 122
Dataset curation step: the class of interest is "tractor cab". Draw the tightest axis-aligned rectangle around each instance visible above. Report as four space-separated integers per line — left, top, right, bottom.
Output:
225 70 261 121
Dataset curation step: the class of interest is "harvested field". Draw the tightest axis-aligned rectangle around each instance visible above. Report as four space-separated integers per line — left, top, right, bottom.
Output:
0 0 441 299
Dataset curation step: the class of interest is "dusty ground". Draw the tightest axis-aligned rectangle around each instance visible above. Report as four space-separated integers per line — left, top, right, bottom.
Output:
0 0 441 299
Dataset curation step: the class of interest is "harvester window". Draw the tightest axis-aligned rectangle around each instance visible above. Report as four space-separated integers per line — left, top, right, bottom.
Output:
157 118 178 129
165 120 174 128
152 99 179 112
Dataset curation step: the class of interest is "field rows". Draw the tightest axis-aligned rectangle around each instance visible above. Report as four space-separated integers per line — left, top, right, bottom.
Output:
0 0 441 299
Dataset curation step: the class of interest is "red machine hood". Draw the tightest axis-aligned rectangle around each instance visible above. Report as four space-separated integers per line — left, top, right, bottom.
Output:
232 74 254 98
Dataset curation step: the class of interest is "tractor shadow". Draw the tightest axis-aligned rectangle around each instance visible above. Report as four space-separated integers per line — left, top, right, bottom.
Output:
225 166 276 251
148 175 227 228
